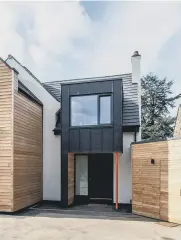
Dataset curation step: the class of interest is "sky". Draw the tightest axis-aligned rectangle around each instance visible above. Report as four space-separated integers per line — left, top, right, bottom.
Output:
0 1 181 115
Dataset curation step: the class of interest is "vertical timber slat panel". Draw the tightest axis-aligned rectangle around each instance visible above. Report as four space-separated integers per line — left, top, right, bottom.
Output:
132 139 181 224
132 141 168 220
68 153 74 205
168 139 181 224
160 142 168 221
0 61 13 212
132 141 168 221
13 92 43 211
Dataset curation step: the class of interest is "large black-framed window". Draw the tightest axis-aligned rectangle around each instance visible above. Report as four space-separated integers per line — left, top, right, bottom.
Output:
70 94 112 127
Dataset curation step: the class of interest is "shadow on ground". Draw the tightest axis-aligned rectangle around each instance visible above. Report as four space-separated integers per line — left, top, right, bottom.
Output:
0 202 160 223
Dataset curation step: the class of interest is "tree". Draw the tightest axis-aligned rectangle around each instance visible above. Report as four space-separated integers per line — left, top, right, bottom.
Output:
141 73 181 140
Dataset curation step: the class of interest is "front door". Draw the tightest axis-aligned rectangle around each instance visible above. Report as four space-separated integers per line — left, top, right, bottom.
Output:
88 153 113 201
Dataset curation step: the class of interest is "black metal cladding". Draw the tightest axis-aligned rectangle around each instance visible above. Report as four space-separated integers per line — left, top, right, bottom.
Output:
61 79 123 154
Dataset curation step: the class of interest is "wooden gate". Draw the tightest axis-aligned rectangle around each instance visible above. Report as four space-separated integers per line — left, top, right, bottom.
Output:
132 141 168 220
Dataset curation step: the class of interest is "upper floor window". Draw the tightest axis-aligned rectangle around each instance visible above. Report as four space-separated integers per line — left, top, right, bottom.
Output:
100 96 111 124
71 94 111 127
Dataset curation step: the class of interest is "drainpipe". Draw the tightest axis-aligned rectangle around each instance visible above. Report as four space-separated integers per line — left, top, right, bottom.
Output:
134 131 137 142
115 152 119 210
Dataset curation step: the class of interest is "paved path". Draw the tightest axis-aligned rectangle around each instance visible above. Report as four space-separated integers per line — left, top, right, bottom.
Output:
0 210 180 240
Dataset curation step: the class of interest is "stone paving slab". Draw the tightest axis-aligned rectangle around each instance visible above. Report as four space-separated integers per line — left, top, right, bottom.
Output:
0 209 180 240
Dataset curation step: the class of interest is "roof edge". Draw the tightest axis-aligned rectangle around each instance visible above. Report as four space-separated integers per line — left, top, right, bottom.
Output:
7 55 41 84
132 136 181 145
44 73 132 85
6 54 59 103
0 57 19 74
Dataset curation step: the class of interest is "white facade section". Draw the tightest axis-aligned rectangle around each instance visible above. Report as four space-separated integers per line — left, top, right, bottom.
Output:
113 132 134 204
6 58 61 201
131 53 141 85
76 155 88 196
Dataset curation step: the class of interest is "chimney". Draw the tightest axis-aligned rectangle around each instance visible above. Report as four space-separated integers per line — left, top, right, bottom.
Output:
131 51 142 140
131 51 141 84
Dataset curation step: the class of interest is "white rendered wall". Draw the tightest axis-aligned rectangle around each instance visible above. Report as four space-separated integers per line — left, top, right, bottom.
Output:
113 132 134 204
131 53 141 141
6 58 61 201
113 52 141 204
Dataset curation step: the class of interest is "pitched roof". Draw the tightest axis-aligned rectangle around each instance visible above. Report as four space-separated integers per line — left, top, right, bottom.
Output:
43 73 140 127
6 55 59 102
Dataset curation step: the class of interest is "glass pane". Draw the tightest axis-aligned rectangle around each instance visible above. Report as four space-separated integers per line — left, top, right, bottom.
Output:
100 96 111 124
71 95 97 126
76 155 88 196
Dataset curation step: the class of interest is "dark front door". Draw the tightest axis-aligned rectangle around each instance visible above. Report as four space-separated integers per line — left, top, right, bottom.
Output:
88 153 113 201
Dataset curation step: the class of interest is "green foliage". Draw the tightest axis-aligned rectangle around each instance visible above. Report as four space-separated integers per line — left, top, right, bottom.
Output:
141 73 181 140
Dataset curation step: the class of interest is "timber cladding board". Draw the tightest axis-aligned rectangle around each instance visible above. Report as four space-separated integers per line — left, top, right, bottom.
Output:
132 141 168 221
68 153 75 206
0 61 13 212
168 138 181 224
13 91 43 212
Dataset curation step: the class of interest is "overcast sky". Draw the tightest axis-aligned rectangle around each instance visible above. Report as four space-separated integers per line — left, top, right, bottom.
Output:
0 1 181 115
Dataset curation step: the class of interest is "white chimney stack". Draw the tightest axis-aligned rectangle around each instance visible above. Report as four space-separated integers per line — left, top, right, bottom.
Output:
131 51 141 84
131 51 141 140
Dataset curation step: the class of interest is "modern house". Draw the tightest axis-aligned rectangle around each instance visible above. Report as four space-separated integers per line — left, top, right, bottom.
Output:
0 51 141 211
174 104 181 137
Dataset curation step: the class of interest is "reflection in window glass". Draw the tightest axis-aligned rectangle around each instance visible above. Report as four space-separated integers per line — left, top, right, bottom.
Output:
100 96 111 124
71 95 97 126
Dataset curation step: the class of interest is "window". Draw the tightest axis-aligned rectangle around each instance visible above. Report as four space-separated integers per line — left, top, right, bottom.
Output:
71 94 111 126
71 95 97 126
100 96 111 124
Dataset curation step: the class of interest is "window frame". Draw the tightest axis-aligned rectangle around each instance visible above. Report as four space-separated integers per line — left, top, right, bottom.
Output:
70 93 113 128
